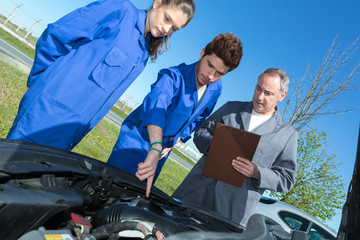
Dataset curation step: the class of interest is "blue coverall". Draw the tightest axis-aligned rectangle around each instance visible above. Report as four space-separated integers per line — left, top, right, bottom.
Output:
107 62 223 180
7 0 150 150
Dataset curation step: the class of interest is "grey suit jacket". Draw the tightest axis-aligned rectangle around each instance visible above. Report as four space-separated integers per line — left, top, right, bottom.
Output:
172 101 297 227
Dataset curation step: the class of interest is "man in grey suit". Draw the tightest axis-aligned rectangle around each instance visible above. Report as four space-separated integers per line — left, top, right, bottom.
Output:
172 68 298 228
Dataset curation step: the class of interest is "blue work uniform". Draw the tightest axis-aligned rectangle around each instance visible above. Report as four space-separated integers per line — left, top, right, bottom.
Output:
7 0 150 151
107 62 222 180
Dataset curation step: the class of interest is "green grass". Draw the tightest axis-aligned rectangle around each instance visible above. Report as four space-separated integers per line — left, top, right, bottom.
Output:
154 159 189 195
110 105 129 120
0 14 38 47
72 120 121 162
171 148 195 167
0 28 35 59
0 59 189 196
0 61 28 137
115 100 135 114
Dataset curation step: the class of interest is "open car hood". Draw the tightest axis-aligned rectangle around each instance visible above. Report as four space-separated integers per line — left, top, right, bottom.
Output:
0 139 311 240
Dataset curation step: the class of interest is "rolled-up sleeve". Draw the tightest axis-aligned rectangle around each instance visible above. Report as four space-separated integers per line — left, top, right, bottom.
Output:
140 69 176 131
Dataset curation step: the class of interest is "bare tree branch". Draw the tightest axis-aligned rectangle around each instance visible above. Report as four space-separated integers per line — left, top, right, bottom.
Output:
283 36 360 130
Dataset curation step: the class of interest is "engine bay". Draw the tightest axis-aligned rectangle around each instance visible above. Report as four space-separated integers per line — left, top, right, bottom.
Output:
0 139 242 240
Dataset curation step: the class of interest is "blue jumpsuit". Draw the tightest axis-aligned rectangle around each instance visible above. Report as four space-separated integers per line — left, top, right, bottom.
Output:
107 62 223 180
7 0 150 151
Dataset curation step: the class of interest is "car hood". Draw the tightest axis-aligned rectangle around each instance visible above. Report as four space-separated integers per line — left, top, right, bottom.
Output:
0 139 252 239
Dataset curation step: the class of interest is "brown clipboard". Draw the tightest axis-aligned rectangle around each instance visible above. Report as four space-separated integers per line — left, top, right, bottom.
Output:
202 123 261 187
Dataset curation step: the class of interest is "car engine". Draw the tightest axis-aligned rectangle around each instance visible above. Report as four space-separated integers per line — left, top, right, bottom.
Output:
0 139 243 240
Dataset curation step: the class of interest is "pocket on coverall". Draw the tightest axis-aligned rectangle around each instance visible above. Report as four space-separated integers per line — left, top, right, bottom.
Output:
91 45 131 90
16 93 83 149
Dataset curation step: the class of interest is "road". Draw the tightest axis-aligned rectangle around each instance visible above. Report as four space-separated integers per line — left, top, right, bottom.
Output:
0 38 33 68
105 110 124 126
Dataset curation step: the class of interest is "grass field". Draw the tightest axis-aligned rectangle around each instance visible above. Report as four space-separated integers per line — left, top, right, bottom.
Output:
0 14 38 48
0 28 35 59
0 60 190 195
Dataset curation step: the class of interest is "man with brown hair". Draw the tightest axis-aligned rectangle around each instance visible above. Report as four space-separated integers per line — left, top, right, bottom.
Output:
107 33 243 197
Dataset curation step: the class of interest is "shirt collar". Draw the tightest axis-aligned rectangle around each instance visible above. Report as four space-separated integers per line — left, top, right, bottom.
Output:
184 62 198 90
136 10 150 50
136 9 147 35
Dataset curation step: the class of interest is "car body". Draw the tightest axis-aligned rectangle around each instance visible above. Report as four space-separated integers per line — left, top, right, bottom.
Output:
1 135 358 240
0 138 285 240
253 196 337 239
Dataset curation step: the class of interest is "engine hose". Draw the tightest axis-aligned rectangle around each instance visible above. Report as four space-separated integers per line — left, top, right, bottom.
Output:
91 221 139 239
91 203 178 236
91 220 163 240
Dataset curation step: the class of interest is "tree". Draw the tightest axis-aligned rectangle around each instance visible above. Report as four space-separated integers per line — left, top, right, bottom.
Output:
269 130 346 221
283 36 360 131
270 36 360 221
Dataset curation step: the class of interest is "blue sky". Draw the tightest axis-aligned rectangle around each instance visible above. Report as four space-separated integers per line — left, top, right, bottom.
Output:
2 0 360 231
